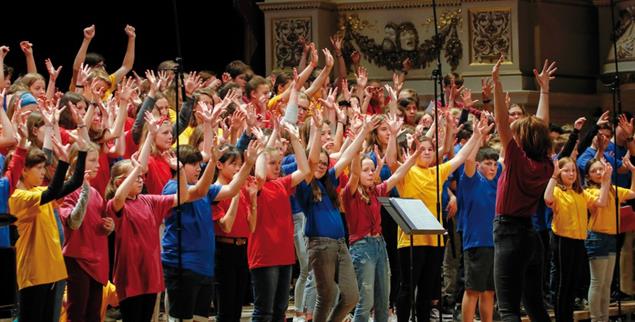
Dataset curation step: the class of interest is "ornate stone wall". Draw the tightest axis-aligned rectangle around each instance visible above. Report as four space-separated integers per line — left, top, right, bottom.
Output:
259 0 614 123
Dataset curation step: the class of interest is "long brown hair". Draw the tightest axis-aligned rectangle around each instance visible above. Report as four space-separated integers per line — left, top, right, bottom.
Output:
310 150 340 209
510 115 552 161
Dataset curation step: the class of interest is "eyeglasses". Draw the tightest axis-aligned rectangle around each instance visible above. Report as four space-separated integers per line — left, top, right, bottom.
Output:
318 160 329 167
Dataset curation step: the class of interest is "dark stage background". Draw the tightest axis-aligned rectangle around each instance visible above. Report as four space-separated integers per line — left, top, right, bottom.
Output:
1 0 264 87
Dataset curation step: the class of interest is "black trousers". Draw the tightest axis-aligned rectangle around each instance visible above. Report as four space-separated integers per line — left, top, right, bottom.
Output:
552 234 586 322
396 246 443 322
493 216 550 322
119 293 157 322
215 241 249 322
18 282 56 322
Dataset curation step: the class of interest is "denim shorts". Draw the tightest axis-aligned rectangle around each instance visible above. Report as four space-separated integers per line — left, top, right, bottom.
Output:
584 231 617 259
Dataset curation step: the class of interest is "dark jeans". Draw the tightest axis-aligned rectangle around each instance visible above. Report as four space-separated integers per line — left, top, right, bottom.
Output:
396 246 443 322
493 216 550 322
163 264 214 320
18 282 56 322
119 293 158 322
66 257 103 322
251 265 293 322
552 234 585 322
215 242 249 322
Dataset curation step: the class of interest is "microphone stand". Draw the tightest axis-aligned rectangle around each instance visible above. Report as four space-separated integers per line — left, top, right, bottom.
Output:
431 1 445 321
171 0 185 321
608 0 623 317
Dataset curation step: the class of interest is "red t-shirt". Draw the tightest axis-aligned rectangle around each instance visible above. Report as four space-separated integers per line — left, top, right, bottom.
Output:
60 186 109 285
59 127 72 145
123 130 139 160
495 139 553 217
106 194 174 300
248 175 295 269
90 153 111 197
342 182 388 245
145 155 173 195
212 187 251 238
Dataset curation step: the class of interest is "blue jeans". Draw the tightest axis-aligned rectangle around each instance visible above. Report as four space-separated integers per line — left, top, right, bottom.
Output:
250 265 293 322
308 237 359 322
293 212 309 312
350 237 390 322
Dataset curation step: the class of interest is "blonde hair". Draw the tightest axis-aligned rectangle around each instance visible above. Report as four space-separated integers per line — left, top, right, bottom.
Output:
67 142 100 179
105 159 134 200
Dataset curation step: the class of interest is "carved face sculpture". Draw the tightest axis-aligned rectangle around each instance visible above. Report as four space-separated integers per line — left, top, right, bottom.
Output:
382 23 398 51
398 23 418 51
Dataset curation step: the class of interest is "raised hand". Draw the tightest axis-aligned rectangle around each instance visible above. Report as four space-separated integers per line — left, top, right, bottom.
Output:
340 79 351 101
51 135 70 162
356 66 368 88
594 111 609 127
386 112 403 136
392 73 403 94
144 111 161 135
330 34 343 52
162 150 179 170
245 139 263 164
19 41 33 56
533 59 557 92
323 48 334 68
602 162 614 182
385 84 398 103
574 117 587 131
84 24 96 40
624 153 635 173
481 78 493 101
282 121 300 140
118 77 137 102
76 63 91 88
318 87 338 110
184 71 203 96
492 54 504 82
0 46 9 59
124 25 136 38
309 43 319 68
618 113 634 138
461 88 479 108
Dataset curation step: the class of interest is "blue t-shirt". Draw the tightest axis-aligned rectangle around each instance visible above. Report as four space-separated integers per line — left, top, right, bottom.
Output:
161 180 221 277
458 164 501 249
281 155 303 214
531 198 553 232
577 143 631 188
296 168 345 239
0 176 10 247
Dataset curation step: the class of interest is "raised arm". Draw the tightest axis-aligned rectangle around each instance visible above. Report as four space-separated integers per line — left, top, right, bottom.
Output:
44 58 62 100
217 194 240 233
0 46 8 90
101 77 134 142
110 25 136 84
558 117 585 159
305 48 334 97
447 116 491 173
330 34 347 85
111 161 141 212
216 140 261 201
543 159 560 208
493 55 512 148
20 41 36 74
463 133 481 178
0 90 17 148
70 25 95 92
593 163 613 208
534 59 557 125
333 117 379 178
385 114 403 172
385 141 422 191
286 123 311 187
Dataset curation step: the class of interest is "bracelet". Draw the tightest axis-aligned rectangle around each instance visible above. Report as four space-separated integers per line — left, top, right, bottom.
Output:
540 92 549 95
75 84 84 88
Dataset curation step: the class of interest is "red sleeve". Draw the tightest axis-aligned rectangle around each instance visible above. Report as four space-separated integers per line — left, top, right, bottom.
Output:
279 174 294 195
375 181 389 197
148 194 176 221
6 147 26 194
59 188 81 224
60 128 72 145
504 139 521 166
213 200 229 221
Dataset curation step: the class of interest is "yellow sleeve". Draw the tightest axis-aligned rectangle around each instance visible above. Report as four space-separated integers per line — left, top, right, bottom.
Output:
583 189 597 204
267 94 282 110
108 74 117 91
439 162 453 183
618 187 633 203
552 187 563 213
9 189 43 221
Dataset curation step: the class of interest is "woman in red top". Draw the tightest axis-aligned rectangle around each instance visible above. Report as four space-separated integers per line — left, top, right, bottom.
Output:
212 145 258 322
342 136 422 322
143 118 175 195
491 55 556 321
60 141 113 322
249 121 311 322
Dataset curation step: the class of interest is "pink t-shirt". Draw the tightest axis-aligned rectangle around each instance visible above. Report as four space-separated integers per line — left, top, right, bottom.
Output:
60 186 109 285
106 194 174 300
342 182 388 245
248 175 295 269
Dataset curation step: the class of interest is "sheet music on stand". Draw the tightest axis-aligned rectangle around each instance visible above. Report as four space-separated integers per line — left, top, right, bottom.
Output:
378 197 445 235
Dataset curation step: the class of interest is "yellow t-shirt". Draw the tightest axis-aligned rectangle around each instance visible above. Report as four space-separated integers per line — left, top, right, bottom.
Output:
396 162 452 248
10 186 67 290
173 126 224 148
587 186 632 234
551 187 596 240
168 108 177 124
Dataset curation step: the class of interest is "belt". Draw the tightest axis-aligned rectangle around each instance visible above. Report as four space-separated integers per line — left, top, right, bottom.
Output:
217 237 247 246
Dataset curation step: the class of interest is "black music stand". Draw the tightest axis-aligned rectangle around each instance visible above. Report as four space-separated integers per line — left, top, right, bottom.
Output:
379 197 445 322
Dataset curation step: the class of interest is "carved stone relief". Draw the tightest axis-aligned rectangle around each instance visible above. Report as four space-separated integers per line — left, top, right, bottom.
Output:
468 9 512 64
273 17 312 69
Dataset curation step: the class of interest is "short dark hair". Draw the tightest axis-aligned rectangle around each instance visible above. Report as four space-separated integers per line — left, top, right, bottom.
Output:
225 60 250 79
246 76 268 98
476 147 499 162
25 147 47 168
177 145 203 165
